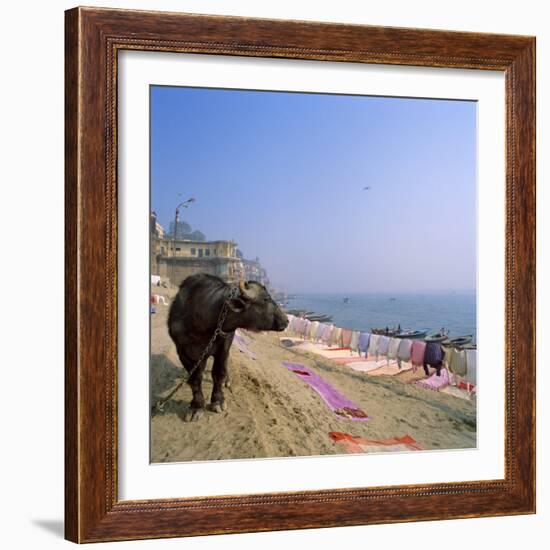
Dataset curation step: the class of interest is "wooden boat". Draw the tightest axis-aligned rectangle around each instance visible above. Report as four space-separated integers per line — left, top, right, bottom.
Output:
395 329 428 340
307 314 333 322
425 331 449 343
442 335 474 348
371 327 400 337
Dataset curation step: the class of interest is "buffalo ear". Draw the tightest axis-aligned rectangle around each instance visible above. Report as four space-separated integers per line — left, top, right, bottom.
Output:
227 298 249 313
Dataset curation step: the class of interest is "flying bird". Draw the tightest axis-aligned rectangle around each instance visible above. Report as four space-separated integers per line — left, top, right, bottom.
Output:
363 186 371 191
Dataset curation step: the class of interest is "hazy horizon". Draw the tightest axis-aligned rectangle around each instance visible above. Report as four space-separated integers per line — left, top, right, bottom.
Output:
151 85 477 294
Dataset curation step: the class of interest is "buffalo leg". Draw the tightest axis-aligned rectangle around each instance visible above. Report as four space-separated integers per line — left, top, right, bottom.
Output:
209 353 229 413
184 365 207 422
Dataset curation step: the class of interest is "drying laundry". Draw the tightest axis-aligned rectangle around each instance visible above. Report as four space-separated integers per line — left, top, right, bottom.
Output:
367 334 380 358
358 332 370 355
410 340 427 367
331 327 343 347
341 328 353 348
350 330 361 352
465 349 477 386
377 335 391 356
448 348 467 377
396 338 413 368
387 337 401 359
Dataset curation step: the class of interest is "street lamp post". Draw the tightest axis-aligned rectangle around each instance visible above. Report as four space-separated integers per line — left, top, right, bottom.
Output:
171 197 196 285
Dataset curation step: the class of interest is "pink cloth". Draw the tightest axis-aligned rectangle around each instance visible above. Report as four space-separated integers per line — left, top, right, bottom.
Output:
283 361 370 421
415 368 451 391
341 329 353 348
322 325 333 344
410 340 427 366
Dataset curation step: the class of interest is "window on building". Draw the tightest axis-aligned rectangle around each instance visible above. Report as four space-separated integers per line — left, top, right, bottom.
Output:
175 247 181 252
198 249 203 258
205 249 210 257
190 248 196 255
214 249 217 256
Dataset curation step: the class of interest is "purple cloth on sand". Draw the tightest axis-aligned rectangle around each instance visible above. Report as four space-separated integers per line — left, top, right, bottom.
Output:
282 361 370 421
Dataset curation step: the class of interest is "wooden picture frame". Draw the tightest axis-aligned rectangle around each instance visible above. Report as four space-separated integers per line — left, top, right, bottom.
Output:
65 6 536 543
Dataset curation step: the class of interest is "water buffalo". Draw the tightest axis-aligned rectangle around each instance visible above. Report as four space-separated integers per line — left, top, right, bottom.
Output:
168 273 288 421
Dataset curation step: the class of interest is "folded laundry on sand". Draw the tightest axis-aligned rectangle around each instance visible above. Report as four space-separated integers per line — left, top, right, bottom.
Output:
346 360 388 373
415 368 451 391
234 330 257 359
332 355 370 364
282 361 370 421
367 361 413 377
329 432 423 453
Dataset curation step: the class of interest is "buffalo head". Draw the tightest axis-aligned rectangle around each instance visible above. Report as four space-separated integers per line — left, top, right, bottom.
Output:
226 280 288 332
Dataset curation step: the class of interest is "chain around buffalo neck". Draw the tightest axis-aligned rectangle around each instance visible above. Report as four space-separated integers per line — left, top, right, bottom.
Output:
192 284 240 372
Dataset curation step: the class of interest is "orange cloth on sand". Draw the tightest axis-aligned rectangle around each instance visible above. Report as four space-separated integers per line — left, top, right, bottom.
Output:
329 431 423 453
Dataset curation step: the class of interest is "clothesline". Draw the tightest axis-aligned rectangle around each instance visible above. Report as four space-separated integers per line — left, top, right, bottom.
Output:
284 314 477 390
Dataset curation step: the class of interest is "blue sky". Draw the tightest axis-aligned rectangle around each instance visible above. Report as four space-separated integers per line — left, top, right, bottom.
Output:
151 85 476 294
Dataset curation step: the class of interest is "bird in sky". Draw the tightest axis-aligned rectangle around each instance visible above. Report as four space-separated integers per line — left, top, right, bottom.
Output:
363 186 371 190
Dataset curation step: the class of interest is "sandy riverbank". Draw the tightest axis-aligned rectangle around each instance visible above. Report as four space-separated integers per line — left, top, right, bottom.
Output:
150 285 476 463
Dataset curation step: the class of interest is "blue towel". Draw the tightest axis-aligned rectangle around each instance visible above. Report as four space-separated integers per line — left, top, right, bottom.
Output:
358 332 370 355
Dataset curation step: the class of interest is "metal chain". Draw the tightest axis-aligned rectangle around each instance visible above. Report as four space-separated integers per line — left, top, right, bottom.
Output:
153 285 240 414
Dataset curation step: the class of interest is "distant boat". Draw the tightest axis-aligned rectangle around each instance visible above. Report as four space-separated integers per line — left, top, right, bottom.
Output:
389 297 396 301
343 297 349 303
442 335 473 348
371 327 400 337
395 330 428 340
425 331 449 343
307 314 333 322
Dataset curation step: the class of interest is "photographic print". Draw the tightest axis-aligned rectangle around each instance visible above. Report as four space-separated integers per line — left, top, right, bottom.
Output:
149 85 477 463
